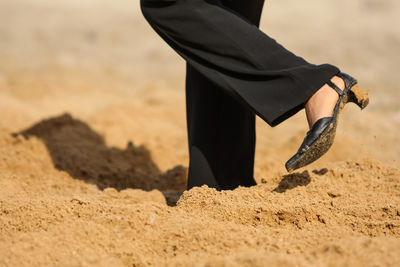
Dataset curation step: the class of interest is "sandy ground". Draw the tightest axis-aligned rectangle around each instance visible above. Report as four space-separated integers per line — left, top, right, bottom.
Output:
0 0 400 266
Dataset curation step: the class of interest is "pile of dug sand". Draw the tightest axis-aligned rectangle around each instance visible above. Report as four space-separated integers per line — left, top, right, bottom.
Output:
1 124 400 265
0 0 399 266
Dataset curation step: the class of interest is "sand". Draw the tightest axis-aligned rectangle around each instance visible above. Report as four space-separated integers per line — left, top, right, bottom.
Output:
0 0 399 266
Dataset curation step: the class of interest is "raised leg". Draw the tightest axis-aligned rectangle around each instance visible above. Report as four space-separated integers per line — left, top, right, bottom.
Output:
140 0 341 189
140 0 340 126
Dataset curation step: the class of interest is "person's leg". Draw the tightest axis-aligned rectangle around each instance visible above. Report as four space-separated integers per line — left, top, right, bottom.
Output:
186 65 256 190
186 0 263 190
140 0 340 126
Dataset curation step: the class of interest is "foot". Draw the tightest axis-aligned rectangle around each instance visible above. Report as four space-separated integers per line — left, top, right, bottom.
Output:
305 76 345 129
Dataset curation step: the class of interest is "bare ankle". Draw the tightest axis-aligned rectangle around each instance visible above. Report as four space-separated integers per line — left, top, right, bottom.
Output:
331 76 345 91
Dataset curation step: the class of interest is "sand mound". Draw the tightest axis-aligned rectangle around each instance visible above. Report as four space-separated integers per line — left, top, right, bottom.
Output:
1 122 399 266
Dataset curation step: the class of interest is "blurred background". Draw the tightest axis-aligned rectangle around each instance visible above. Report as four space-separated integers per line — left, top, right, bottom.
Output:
0 0 399 177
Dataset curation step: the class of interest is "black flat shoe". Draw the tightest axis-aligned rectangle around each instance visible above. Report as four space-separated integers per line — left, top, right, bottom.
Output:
285 72 369 172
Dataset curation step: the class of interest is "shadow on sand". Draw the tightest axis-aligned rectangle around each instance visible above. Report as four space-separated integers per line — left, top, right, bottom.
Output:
13 113 187 206
13 113 317 204
272 171 311 193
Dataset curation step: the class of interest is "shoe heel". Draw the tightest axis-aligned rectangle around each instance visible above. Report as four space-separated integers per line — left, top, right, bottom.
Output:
348 85 370 110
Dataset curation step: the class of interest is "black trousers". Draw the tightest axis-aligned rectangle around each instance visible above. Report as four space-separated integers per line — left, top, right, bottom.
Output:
140 0 340 190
